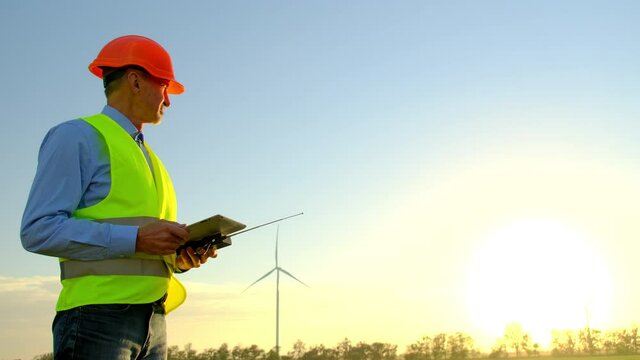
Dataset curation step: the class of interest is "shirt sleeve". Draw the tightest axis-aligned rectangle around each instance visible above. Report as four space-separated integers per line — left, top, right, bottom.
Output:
20 120 138 260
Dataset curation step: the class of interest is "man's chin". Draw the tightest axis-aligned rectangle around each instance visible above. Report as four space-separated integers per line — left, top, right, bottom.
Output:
145 116 163 125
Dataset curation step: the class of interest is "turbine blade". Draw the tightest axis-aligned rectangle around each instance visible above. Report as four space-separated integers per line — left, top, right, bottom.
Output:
278 267 309 287
243 268 277 292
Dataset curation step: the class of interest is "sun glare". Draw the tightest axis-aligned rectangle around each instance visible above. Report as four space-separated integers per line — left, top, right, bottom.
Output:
465 219 613 347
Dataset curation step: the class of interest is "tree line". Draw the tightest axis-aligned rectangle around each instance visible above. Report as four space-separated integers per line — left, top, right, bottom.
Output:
489 323 640 358
162 325 640 360
548 326 640 356
29 325 640 360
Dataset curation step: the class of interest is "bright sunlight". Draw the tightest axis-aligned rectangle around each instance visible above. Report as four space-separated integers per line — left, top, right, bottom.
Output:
464 219 613 346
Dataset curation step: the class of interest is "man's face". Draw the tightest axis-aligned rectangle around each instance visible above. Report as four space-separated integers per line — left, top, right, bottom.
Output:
132 69 171 124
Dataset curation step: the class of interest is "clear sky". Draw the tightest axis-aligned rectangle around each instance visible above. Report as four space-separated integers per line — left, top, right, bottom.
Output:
2 1 640 359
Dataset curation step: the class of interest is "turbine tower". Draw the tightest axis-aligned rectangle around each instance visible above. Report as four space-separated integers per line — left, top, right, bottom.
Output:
244 225 308 357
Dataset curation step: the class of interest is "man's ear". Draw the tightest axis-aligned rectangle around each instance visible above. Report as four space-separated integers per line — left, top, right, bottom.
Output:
126 71 143 94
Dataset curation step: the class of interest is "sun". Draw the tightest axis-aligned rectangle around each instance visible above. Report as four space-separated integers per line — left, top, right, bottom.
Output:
464 218 613 347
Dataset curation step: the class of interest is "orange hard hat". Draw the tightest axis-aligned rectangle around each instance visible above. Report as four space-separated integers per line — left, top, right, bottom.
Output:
88 35 184 94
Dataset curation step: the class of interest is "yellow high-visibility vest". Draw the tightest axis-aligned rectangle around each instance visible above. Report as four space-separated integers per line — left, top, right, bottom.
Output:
56 113 186 313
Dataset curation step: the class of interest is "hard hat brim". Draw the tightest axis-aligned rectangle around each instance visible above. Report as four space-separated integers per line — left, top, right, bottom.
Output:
167 81 184 95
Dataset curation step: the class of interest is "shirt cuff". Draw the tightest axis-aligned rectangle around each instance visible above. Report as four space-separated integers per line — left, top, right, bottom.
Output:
110 225 138 257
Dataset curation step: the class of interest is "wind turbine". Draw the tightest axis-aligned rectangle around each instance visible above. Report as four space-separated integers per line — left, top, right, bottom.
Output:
243 225 308 357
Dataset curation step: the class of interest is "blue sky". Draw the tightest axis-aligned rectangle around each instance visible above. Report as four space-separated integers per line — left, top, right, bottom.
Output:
2 1 640 359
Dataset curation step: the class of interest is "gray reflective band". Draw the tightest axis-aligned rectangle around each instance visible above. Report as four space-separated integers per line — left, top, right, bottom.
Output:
60 258 170 280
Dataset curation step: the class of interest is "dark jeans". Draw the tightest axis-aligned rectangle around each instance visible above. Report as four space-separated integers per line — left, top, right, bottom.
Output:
53 301 167 360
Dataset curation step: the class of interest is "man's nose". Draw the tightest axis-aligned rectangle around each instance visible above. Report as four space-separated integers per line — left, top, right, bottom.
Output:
163 88 171 107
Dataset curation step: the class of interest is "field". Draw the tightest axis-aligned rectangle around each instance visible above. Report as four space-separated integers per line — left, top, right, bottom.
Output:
517 357 640 360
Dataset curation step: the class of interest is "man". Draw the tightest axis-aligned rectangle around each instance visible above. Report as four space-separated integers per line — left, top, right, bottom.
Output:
21 35 214 359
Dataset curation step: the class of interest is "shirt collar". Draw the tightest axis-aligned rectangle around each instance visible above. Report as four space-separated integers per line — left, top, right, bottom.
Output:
101 105 141 139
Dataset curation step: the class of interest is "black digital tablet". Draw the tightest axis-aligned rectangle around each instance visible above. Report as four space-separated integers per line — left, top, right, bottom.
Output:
177 214 246 253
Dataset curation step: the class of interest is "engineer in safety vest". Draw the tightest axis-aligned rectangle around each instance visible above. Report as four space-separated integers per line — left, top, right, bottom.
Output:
20 35 216 360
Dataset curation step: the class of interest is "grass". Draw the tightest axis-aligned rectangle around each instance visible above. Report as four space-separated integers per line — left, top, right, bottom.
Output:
522 356 640 360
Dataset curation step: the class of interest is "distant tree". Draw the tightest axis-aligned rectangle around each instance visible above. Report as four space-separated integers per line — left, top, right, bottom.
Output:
214 343 231 360
630 326 640 354
519 333 531 356
168 345 182 360
231 344 265 360
620 326 640 354
265 348 280 360
523 337 540 358
288 340 307 360
368 342 397 360
347 342 370 360
578 327 602 355
185 343 200 360
405 336 433 360
167 343 199 360
447 332 474 360
503 323 527 357
518 332 540 357
231 345 243 360
600 329 628 355
301 344 338 360
197 348 215 360
431 334 447 360
610 326 640 355
551 330 577 356
602 330 618 355
488 343 507 359
33 353 53 360
168 344 189 360
336 338 352 359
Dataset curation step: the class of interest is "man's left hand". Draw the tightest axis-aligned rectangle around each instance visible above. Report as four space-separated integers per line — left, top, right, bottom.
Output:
176 245 218 271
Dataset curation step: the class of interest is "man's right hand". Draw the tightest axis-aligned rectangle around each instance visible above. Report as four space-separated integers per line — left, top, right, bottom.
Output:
135 220 189 255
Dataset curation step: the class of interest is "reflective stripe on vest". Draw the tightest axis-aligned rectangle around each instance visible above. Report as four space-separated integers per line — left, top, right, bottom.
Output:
60 258 170 280
60 216 167 280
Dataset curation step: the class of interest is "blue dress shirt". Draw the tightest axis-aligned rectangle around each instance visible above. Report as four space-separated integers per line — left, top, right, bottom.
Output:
21 106 148 260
